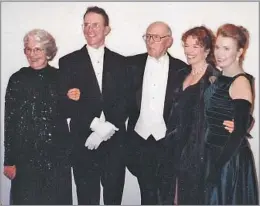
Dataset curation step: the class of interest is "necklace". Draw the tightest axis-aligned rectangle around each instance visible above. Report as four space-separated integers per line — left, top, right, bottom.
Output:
191 63 208 76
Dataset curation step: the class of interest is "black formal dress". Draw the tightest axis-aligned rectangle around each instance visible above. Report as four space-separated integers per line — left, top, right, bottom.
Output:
4 65 72 205
157 64 219 205
204 73 259 205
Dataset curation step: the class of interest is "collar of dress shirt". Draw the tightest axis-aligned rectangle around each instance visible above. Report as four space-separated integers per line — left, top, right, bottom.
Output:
86 44 105 59
147 53 169 67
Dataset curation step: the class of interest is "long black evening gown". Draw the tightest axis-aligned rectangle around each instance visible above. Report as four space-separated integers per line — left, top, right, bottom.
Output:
158 64 219 205
204 73 259 205
4 65 72 205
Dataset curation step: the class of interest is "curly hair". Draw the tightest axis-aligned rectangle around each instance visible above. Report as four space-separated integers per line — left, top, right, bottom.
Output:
182 25 216 66
23 29 57 61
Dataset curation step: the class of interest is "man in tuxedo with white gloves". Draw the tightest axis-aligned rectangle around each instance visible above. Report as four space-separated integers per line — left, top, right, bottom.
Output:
59 6 129 205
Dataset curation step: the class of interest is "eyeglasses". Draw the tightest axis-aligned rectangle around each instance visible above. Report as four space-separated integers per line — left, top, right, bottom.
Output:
142 34 170 42
82 22 102 30
24 47 44 55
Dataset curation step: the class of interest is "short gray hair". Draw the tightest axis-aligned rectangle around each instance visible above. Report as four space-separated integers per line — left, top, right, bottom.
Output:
23 29 58 61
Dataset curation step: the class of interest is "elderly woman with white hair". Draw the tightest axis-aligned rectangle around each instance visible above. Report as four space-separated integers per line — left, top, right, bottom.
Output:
3 29 72 205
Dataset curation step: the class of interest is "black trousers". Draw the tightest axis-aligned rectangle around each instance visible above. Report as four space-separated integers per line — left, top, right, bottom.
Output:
129 132 164 205
72 143 125 205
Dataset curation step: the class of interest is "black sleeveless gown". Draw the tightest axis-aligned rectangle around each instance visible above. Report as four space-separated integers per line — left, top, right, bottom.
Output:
204 73 259 205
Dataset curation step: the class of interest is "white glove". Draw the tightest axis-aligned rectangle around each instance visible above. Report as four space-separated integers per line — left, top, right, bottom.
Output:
102 121 120 141
85 132 103 150
90 118 119 141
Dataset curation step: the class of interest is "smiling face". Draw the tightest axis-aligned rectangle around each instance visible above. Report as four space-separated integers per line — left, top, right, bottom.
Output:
24 36 48 70
183 35 209 66
214 35 243 70
83 12 110 48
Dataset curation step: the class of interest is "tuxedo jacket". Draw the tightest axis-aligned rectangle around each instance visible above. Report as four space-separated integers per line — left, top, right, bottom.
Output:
58 46 129 153
126 52 188 138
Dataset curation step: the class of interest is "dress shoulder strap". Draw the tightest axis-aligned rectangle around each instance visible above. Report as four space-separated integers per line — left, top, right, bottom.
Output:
231 73 253 84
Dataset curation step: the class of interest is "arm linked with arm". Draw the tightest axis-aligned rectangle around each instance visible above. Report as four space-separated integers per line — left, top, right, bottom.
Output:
57 59 80 119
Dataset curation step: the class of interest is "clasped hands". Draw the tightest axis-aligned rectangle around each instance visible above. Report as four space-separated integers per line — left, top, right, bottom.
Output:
85 117 119 150
66 89 119 149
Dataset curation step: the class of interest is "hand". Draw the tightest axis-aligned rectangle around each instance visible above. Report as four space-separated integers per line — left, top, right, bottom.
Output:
91 120 119 141
85 132 103 150
4 165 16 180
67 88 80 101
102 122 119 141
101 130 115 142
223 119 234 133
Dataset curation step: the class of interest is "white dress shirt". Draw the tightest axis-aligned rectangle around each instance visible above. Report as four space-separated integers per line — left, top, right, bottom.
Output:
87 45 106 122
134 54 169 141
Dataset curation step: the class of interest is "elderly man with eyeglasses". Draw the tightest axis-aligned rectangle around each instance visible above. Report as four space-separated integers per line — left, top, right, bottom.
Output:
125 21 189 205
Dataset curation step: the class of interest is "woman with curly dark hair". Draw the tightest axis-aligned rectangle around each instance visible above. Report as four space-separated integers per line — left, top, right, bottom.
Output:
158 25 231 205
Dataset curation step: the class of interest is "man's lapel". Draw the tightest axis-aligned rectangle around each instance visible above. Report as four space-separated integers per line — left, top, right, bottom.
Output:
80 45 102 96
136 53 148 111
163 55 179 122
